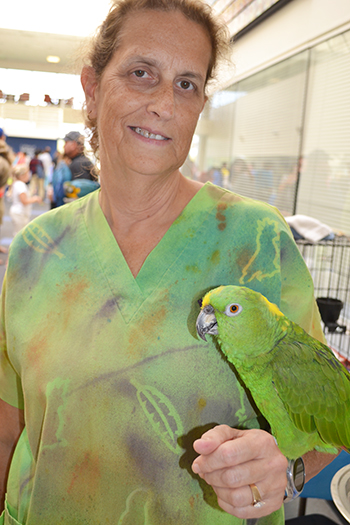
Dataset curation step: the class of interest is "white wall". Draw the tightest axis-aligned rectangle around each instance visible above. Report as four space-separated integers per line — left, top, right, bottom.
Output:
219 0 350 89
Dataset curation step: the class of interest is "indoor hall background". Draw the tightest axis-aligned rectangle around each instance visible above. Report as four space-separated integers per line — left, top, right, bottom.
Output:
195 29 350 236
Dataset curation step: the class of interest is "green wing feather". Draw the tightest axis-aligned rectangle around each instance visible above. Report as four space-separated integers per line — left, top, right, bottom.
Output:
271 322 350 450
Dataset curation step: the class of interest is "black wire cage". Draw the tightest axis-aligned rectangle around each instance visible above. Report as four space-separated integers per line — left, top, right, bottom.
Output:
296 237 350 366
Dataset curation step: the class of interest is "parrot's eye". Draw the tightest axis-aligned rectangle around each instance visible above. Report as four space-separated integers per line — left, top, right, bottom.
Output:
225 303 243 317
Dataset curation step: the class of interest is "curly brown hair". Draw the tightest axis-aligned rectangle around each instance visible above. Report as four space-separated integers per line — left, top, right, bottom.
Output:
82 0 230 162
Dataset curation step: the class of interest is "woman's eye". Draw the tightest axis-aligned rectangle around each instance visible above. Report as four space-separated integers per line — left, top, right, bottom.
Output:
224 303 243 317
133 70 149 78
178 79 194 91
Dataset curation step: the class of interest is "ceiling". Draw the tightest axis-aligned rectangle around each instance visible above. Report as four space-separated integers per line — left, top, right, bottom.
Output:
0 28 87 74
0 0 112 74
0 0 284 76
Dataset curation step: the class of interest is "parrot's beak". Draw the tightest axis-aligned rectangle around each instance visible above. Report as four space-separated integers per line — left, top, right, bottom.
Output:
196 305 218 341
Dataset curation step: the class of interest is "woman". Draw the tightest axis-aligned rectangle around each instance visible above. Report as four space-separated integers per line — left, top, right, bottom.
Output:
0 1 337 524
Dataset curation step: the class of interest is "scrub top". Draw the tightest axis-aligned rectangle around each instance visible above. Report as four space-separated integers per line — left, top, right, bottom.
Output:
0 183 323 524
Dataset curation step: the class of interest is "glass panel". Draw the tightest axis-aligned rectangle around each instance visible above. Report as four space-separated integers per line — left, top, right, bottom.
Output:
297 30 350 236
193 50 309 216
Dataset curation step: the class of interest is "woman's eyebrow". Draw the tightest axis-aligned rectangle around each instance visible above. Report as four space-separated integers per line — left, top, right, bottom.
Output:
180 71 205 83
124 55 158 68
124 55 205 83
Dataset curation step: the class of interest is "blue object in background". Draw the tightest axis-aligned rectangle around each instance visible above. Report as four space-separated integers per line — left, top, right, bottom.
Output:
64 179 100 199
301 450 350 500
6 136 57 158
289 226 335 242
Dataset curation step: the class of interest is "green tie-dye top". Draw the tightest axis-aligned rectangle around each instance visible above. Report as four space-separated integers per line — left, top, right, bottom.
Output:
0 183 324 524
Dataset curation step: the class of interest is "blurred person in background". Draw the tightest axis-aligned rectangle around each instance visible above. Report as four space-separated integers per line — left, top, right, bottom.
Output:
10 164 42 236
29 149 45 200
38 146 54 185
0 134 14 261
48 153 72 208
13 151 29 166
220 161 230 188
63 131 95 181
229 157 255 197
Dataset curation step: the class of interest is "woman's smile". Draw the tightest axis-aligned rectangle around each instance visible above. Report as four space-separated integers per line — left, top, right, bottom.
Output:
129 126 170 142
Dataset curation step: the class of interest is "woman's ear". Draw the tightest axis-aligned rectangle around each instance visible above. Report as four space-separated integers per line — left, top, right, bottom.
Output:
81 66 98 118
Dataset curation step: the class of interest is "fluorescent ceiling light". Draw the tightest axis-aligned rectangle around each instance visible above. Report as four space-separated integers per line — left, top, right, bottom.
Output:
46 56 61 64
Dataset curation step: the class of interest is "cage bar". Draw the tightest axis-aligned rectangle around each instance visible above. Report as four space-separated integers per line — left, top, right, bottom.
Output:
296 237 350 364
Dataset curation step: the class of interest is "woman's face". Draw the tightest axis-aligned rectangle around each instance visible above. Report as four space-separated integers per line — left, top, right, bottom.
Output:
83 9 211 180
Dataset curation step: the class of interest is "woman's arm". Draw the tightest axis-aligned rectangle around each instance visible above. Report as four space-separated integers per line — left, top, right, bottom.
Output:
0 399 25 512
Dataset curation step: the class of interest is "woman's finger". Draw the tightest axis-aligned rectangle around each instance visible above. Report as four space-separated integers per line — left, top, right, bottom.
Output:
193 427 280 475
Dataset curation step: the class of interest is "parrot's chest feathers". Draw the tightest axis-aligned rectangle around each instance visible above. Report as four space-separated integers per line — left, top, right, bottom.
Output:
223 351 279 408
235 360 273 390
234 361 289 429
219 337 275 370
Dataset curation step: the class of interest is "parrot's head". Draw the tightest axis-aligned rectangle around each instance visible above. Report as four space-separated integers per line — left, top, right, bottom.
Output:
196 285 288 360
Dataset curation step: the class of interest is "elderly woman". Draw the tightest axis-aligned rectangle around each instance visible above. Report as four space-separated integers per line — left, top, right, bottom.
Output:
0 1 337 524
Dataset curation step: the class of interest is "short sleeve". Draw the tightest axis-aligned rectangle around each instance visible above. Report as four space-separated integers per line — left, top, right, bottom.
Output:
0 273 24 409
278 214 326 344
16 181 27 193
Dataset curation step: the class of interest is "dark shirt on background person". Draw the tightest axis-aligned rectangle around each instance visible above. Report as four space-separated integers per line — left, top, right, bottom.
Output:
29 154 44 179
63 131 94 181
69 153 94 181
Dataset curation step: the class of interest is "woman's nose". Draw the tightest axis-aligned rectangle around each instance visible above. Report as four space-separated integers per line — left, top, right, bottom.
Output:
147 82 175 119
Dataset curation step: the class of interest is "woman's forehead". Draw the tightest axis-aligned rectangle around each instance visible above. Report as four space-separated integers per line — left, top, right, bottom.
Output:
113 9 212 74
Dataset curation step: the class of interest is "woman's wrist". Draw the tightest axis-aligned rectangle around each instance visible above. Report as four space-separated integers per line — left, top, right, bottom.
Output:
284 457 305 502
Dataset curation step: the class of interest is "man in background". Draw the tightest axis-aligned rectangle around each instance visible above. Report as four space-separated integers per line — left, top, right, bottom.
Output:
63 132 94 181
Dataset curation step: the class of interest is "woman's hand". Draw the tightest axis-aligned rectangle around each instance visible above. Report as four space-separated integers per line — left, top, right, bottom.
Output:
191 424 287 519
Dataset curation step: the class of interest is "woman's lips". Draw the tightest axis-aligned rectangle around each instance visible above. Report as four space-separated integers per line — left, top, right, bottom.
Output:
130 126 170 141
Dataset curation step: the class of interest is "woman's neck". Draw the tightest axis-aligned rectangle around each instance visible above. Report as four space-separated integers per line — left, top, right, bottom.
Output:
100 169 202 231
98 170 203 277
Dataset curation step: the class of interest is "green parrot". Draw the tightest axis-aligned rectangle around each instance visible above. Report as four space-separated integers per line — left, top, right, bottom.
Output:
196 285 350 459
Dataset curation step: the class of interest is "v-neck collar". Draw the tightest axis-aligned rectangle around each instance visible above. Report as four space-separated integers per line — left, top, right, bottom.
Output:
82 183 224 323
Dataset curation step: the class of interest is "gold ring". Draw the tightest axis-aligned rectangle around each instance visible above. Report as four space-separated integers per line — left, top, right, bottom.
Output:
249 483 265 509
